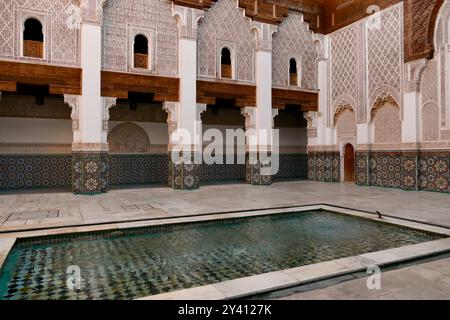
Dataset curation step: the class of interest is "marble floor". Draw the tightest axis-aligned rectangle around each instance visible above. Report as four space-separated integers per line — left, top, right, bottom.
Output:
1 180 450 232
1 180 450 300
279 257 450 300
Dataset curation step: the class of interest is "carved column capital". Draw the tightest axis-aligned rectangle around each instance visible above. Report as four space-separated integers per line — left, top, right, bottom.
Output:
404 58 428 93
172 5 205 40
241 107 256 130
196 103 207 119
163 101 179 150
64 94 80 131
80 0 108 25
251 22 278 52
313 33 328 61
272 109 279 128
163 101 179 133
303 111 318 138
102 97 117 132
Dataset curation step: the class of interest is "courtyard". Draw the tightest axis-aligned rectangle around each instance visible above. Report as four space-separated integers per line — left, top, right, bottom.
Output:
1 181 450 300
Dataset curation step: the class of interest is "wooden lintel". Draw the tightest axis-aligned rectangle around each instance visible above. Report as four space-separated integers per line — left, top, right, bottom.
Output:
272 87 318 111
101 70 179 102
0 60 82 95
197 80 256 106
0 81 17 93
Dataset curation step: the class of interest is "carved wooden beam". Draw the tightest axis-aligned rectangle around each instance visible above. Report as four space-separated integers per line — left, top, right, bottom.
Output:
172 0 218 10
101 71 180 102
197 80 256 107
0 60 81 95
272 87 318 111
238 0 289 25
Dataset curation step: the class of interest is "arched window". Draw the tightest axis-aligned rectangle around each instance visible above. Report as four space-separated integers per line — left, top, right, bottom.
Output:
23 18 43 58
289 58 298 86
134 34 149 69
221 47 232 79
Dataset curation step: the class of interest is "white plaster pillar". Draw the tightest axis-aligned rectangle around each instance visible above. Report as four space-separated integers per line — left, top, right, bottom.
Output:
252 22 278 153
173 5 204 152
79 23 103 147
313 34 335 148
356 123 372 146
241 107 257 153
63 94 81 143
402 59 428 143
168 6 205 190
240 22 278 185
163 101 179 152
68 0 108 194
102 97 117 144
445 44 450 126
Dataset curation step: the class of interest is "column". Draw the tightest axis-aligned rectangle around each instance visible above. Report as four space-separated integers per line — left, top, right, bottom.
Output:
402 59 427 144
306 34 334 181
247 22 278 185
69 0 108 194
167 6 205 190
399 59 428 191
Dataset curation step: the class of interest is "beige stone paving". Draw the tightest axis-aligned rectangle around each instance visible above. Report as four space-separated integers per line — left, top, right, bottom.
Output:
279 257 450 300
1 181 450 232
1 181 450 300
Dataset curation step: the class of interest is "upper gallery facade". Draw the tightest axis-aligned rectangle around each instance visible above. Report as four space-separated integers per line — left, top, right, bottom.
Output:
0 0 448 194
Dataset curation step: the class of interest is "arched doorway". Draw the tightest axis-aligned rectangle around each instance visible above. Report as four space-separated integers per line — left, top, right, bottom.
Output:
344 143 355 183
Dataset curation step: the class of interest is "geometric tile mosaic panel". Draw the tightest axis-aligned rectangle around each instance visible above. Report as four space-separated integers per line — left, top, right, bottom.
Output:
109 154 168 186
72 152 108 195
419 152 450 193
199 162 246 183
245 152 273 185
0 155 72 191
307 152 340 182
274 154 308 180
355 150 450 194
1 153 309 192
168 152 201 190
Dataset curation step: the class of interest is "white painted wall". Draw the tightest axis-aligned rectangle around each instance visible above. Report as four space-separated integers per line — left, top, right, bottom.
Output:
79 23 104 145
0 118 306 148
109 121 169 145
255 49 274 151
402 90 421 143
0 118 73 143
178 38 198 148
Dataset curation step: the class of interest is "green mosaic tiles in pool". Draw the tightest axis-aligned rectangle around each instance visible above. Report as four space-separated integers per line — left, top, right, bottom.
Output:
0 211 443 300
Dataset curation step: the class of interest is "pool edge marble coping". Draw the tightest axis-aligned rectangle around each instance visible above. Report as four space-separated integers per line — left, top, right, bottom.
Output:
1 205 450 300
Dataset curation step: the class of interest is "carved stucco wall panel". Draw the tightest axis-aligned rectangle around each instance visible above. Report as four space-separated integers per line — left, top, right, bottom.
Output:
108 122 151 154
367 4 403 113
329 3 403 126
330 23 359 124
404 0 444 62
102 0 178 76
422 102 440 141
0 0 80 66
419 0 450 139
272 12 317 90
197 0 255 83
373 102 402 143
336 109 356 138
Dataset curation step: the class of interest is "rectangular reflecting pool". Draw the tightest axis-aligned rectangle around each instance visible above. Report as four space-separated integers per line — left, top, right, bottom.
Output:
0 210 444 300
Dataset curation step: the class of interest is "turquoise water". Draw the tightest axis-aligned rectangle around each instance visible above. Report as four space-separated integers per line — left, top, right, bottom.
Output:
0 210 443 300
